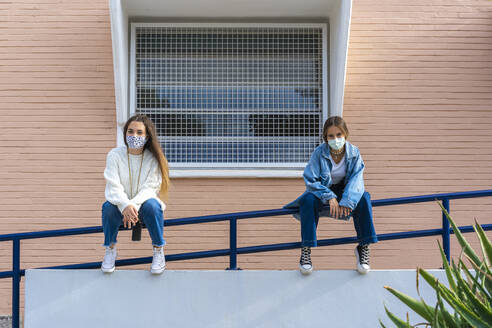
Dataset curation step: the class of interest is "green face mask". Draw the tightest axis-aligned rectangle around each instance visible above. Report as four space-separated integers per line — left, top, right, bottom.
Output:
327 137 345 151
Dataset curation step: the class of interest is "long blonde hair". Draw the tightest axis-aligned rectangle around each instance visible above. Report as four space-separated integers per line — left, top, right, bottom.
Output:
123 114 170 200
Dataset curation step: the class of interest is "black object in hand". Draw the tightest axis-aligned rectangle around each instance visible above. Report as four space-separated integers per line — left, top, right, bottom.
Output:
132 220 142 241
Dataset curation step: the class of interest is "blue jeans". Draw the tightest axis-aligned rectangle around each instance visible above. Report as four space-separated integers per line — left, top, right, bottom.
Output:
300 183 378 247
102 199 165 247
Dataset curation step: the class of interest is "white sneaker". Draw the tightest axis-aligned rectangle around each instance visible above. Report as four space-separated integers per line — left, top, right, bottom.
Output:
151 247 166 275
355 244 370 274
299 246 313 275
101 247 117 273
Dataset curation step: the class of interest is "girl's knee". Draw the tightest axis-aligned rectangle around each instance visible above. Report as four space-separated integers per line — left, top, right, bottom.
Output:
355 192 372 212
102 201 120 217
299 193 318 206
140 199 162 215
360 192 371 204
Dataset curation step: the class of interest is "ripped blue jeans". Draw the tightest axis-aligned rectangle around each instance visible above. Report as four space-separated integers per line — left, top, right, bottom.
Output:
300 183 377 247
102 199 165 247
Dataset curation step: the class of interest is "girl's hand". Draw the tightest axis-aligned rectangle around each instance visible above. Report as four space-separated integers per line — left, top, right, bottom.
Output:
340 206 351 218
328 198 340 219
122 205 139 229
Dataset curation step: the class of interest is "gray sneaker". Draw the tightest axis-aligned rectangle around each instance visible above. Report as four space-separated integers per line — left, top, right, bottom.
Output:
101 247 117 273
151 247 166 274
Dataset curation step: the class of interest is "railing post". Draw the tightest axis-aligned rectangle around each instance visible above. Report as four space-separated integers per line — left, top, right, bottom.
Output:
442 199 450 264
12 238 20 328
227 218 239 270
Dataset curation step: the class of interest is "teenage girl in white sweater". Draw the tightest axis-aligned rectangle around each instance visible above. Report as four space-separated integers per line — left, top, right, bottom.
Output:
101 114 170 274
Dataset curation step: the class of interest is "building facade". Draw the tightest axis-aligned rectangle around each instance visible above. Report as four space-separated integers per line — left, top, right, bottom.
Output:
1 0 492 314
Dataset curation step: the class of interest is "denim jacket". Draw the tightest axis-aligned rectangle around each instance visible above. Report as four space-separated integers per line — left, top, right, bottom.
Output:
284 141 365 218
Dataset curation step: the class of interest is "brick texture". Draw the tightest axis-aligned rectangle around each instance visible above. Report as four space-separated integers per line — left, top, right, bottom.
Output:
1 0 492 315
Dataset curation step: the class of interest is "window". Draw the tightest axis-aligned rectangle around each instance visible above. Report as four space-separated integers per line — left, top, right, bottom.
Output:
131 24 327 169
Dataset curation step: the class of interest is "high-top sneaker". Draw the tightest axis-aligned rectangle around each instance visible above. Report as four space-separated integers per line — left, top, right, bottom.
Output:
299 246 313 275
355 244 370 274
151 247 166 275
101 247 117 273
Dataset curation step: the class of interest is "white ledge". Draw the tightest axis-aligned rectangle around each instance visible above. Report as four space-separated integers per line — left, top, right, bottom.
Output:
25 269 448 328
170 169 303 178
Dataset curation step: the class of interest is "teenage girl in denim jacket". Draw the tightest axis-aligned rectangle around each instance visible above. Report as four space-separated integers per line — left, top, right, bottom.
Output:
285 116 378 275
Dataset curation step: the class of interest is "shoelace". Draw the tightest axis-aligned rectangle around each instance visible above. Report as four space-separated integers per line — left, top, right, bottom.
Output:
153 249 164 264
358 244 370 265
103 249 115 265
300 247 312 265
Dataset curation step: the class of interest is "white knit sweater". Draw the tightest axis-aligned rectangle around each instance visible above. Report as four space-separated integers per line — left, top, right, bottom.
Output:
104 146 165 213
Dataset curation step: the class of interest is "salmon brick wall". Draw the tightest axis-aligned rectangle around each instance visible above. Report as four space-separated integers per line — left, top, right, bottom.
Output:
0 0 491 315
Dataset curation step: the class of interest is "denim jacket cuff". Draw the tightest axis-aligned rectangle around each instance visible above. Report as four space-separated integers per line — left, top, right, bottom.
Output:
339 199 355 210
321 193 336 203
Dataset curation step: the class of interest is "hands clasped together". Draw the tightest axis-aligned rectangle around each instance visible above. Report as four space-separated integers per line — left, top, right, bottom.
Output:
328 198 351 219
122 205 139 229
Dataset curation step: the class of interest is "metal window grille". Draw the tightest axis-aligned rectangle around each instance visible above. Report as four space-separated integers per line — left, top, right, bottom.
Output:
132 24 326 168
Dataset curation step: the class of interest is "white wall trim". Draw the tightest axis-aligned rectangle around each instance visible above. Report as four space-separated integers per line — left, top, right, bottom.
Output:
329 0 352 117
131 22 328 28
109 0 129 147
170 170 303 178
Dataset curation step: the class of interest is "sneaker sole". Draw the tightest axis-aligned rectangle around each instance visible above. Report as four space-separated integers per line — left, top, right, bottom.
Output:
101 266 115 273
299 265 313 275
150 266 166 275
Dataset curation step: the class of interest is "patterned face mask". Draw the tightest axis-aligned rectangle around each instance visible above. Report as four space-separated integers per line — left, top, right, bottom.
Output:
126 135 148 149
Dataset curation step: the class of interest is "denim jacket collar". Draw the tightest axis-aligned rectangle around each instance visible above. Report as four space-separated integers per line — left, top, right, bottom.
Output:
283 140 365 214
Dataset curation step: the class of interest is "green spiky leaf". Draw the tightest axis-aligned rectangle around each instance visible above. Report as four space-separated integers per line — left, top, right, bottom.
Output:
454 270 492 323
383 306 413 328
439 241 457 292
383 202 492 328
466 258 492 303
435 283 462 328
459 258 490 304
417 268 481 325
422 269 492 328
439 203 481 266
384 285 434 323
474 220 492 267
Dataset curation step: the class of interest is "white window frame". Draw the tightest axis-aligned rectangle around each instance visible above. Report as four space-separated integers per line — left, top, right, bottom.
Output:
130 23 328 177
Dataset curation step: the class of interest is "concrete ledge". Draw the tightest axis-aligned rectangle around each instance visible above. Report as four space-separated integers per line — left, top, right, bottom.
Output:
25 269 447 328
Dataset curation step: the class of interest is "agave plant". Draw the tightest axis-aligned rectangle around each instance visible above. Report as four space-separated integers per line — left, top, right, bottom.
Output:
381 203 492 328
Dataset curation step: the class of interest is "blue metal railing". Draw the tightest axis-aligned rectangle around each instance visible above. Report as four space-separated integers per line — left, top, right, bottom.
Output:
1 189 492 328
